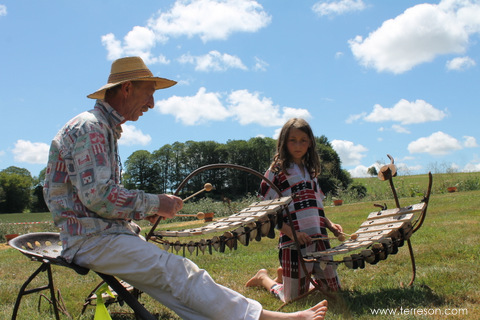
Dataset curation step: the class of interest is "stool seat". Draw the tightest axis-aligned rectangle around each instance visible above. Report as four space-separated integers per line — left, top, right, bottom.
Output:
8 232 89 275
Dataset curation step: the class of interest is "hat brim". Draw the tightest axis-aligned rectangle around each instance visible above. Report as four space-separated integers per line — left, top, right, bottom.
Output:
87 77 177 99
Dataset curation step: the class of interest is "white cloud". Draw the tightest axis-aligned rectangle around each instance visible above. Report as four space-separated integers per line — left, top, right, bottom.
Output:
349 0 480 73
227 90 311 127
463 160 480 172
348 164 370 178
446 56 476 70
0 5 7 16
253 57 268 71
363 99 446 124
103 0 271 59
148 0 271 42
463 136 478 148
392 124 410 134
178 50 247 72
102 27 170 64
118 124 152 146
12 140 49 164
408 131 463 155
331 140 368 166
312 0 366 17
345 112 366 124
156 87 229 125
155 87 311 126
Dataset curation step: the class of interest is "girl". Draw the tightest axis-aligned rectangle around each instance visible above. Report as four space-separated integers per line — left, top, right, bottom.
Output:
246 118 342 303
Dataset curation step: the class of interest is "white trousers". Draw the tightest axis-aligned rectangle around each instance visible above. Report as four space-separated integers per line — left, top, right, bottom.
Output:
73 233 262 320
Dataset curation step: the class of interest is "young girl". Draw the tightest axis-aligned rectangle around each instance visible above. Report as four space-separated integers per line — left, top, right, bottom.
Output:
246 118 342 303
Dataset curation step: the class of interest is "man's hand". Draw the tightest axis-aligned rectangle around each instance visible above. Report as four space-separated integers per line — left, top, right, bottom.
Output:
145 194 184 223
158 194 183 219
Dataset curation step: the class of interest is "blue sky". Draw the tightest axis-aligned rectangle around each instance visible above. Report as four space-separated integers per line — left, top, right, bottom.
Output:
0 0 479 179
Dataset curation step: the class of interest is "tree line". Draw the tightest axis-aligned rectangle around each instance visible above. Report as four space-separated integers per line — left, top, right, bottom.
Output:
122 136 352 200
0 136 352 214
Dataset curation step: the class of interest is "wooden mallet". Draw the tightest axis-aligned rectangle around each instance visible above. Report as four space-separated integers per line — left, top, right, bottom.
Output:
174 183 213 219
175 212 205 219
182 183 213 202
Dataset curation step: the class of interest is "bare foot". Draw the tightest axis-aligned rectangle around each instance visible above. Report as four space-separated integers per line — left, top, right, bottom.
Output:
245 269 269 287
260 300 328 320
273 267 283 283
294 300 328 320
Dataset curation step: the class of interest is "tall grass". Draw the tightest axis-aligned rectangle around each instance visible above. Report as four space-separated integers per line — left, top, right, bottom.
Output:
1 173 479 319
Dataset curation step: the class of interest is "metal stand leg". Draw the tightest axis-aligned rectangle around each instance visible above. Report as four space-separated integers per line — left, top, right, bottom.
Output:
12 263 61 320
97 273 156 320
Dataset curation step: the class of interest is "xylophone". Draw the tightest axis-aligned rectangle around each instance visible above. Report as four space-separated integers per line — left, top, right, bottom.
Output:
304 201 427 269
148 196 292 256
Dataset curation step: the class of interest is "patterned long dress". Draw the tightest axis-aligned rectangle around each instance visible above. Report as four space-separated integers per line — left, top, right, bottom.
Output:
260 163 341 302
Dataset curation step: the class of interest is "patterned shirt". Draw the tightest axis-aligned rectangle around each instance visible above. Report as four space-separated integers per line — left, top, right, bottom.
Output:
260 163 329 249
43 101 160 262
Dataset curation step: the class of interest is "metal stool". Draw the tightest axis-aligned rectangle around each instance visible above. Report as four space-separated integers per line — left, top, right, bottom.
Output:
9 232 156 320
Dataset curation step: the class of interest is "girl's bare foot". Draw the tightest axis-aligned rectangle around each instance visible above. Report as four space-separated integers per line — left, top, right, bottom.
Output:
245 269 269 287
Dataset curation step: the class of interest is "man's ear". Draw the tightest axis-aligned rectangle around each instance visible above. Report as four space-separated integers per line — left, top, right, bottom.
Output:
121 81 133 97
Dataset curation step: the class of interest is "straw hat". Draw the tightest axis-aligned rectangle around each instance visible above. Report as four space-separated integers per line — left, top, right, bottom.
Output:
87 56 177 99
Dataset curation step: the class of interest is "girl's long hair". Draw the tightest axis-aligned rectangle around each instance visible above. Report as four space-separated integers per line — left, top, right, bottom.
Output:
271 118 321 177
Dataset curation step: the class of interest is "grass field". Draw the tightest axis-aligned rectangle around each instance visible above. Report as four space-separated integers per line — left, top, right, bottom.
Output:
0 173 479 319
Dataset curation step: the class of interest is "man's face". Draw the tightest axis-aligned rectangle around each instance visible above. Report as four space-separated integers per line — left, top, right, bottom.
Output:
123 81 156 122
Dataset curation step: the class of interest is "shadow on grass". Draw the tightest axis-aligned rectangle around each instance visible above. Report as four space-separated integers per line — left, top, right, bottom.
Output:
298 284 445 319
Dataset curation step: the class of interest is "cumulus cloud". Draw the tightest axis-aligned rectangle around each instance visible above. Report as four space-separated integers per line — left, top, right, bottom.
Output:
353 99 446 125
103 0 271 59
408 131 463 155
228 90 311 126
12 140 49 164
0 5 7 16
178 50 247 72
348 164 371 178
118 124 152 146
446 56 476 70
156 87 229 125
331 140 368 166
312 0 366 17
349 0 480 73
102 27 170 64
155 87 311 126
463 160 480 172
463 136 478 148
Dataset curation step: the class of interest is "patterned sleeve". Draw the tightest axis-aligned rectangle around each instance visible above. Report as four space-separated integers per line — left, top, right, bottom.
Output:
259 168 280 200
64 123 159 220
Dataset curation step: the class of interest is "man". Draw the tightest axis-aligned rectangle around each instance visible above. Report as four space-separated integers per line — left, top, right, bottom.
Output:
43 56 328 320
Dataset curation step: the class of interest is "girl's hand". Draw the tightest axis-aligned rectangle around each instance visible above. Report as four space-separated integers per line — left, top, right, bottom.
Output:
295 231 312 246
328 223 343 237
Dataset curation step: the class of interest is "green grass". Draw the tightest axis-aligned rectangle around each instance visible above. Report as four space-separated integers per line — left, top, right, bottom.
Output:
1 173 479 319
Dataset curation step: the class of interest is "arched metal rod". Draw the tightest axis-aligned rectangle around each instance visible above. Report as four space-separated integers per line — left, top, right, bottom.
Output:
173 163 282 197
146 164 282 241
413 172 433 234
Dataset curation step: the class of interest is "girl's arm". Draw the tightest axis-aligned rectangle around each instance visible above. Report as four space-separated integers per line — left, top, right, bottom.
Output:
279 224 312 245
325 218 343 236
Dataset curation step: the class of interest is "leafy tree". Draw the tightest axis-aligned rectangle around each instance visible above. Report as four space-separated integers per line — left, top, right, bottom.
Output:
0 166 34 213
367 166 378 177
123 150 159 193
30 167 49 212
315 136 352 196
